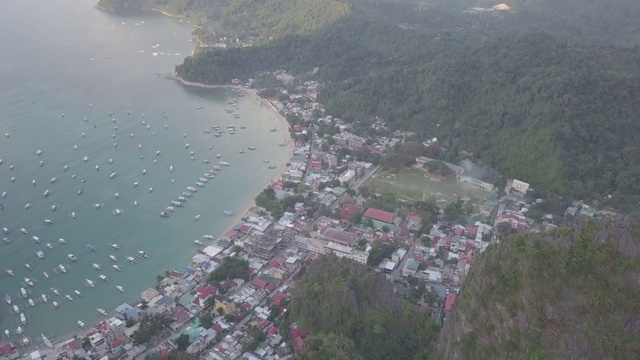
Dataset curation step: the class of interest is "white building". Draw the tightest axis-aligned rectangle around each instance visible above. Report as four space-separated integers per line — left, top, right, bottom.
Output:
294 236 368 264
511 179 530 193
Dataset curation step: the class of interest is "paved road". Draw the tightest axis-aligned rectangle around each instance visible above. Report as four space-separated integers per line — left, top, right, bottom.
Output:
352 165 381 190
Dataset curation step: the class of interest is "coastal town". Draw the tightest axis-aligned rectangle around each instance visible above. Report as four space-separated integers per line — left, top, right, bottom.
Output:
1 73 611 360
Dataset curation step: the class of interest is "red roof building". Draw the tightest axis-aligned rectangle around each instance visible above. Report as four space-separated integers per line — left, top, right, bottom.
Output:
195 285 217 308
212 323 224 333
251 277 268 289
290 329 308 350
273 292 290 307
445 293 457 312
341 205 364 221
363 208 397 224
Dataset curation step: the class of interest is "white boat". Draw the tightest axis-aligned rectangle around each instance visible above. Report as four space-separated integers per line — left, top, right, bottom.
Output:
22 336 31 346
50 177 57 183
58 238 66 244
58 264 67 273
74 290 82 297
6 269 14 276
186 186 197 192
148 187 153 193
97 308 108 316
65 295 73 301
24 278 34 286
4 330 9 338
28 298 35 307
41 294 48 303
195 215 201 221
109 243 120 250
92 263 101 270
77 189 82 196
98 274 108 282
133 181 139 187
114 192 119 199
20 288 27 297
217 153 221 159
32 236 41 243
11 305 20 314
20 313 26 324
3 227 9 234
109 172 117 179
193 240 204 246
42 334 53 348
20 228 28 235
185 143 189 149
46 243 54 250
36 251 45 259
17 326 23 335
169 165 173 173
2 237 11 244
43 271 49 279
113 209 123 216
85 279 95 288
93 203 103 209
112 264 121 271
219 161 230 166
43 189 50 197
50 288 60 296
36 149 42 156
134 200 138 207
24 203 30 209
51 301 59 308
115 285 124 292
109 255 117 262
25 263 32 271
83 155 89 162
1 191 6 198
126 256 136 263
138 250 149 258
50 204 57 211
77 320 85 328
67 254 77 261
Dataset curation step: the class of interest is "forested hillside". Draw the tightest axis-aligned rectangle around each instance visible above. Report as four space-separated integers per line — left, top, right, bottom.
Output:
438 217 640 359
320 33 640 199
290 255 440 359
97 0 350 38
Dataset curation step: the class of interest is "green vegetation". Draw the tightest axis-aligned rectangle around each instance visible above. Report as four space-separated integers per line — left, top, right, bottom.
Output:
132 314 173 345
297 333 357 360
97 0 349 40
199 312 213 329
255 188 284 219
174 334 190 351
207 257 249 283
439 217 640 359
291 255 439 359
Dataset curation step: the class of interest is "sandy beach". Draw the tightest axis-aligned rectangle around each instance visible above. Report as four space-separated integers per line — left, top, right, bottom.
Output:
172 75 295 238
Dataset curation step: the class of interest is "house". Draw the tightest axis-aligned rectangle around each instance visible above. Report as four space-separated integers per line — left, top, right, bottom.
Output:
194 285 217 309
141 288 160 303
148 295 176 314
403 259 419 277
290 329 308 351
338 170 356 186
423 267 442 282
294 236 369 265
362 208 400 232
445 293 457 312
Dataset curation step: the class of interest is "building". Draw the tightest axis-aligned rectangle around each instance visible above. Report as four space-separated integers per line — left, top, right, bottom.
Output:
403 259 419 278
243 235 279 259
294 236 369 265
214 295 236 315
333 132 367 150
511 179 530 193
338 170 356 186
141 288 160 303
322 153 337 168
457 175 495 191
194 285 217 309
363 207 400 232
148 295 176 314
107 317 125 339
341 205 364 221
317 225 357 246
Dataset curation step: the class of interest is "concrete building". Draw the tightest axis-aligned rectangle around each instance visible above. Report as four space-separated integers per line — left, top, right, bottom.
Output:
141 288 160 303
243 235 280 260
511 179 530 193
214 295 236 315
317 225 356 246
294 236 368 265
457 175 495 191
339 169 356 186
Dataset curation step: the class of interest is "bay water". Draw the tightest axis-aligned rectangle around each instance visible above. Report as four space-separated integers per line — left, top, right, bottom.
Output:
0 0 291 345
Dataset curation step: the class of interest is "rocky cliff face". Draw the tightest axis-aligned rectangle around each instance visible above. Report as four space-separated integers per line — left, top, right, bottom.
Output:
438 217 640 359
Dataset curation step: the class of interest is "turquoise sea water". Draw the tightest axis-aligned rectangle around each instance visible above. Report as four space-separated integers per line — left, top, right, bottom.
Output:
0 0 291 345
